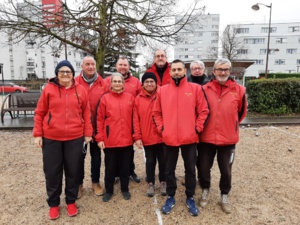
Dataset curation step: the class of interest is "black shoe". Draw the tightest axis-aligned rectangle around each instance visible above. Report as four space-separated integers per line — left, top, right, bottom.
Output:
130 173 141 183
122 191 131 200
103 193 113 202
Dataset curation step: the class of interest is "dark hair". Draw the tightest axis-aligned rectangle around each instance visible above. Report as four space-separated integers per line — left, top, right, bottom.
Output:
171 59 185 68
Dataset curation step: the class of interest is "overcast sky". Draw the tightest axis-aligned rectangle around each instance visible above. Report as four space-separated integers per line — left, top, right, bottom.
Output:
181 0 300 30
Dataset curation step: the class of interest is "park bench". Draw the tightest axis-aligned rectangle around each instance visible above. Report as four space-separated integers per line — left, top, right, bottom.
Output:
1 92 41 123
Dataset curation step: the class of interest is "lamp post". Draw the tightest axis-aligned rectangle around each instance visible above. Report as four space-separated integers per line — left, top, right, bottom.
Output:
252 3 272 79
0 63 3 83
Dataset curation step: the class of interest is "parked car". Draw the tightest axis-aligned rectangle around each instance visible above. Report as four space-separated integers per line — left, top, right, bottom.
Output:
0 82 28 93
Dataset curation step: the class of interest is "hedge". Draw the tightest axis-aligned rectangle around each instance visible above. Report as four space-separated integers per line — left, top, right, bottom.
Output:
246 78 300 115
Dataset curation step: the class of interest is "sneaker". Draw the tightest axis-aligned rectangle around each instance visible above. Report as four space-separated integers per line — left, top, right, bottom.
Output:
130 173 141 183
92 182 105 196
199 189 209 208
146 183 155 197
49 206 59 220
122 191 131 200
160 181 167 196
161 196 175 214
66 203 78 217
103 193 113 202
220 194 232 214
77 184 83 199
186 197 199 216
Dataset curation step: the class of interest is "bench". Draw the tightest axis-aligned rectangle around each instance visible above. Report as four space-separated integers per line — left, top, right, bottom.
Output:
1 92 41 123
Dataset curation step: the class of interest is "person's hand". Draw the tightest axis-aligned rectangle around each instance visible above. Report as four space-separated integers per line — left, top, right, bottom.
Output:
98 141 105 150
135 140 143 149
84 136 92 144
34 137 43 148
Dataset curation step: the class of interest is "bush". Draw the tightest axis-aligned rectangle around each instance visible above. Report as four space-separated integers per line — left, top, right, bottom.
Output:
246 78 300 115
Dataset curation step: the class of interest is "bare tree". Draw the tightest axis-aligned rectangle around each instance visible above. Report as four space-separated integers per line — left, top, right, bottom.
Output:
0 0 205 74
206 25 246 61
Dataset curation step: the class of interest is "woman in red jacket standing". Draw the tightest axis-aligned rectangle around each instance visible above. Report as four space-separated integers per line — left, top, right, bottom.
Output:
133 72 166 197
33 60 93 220
95 73 135 202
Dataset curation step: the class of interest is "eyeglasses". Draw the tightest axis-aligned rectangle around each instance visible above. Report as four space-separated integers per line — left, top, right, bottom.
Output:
214 68 230 73
191 67 203 71
155 54 166 58
112 80 123 84
58 70 72 75
144 80 155 85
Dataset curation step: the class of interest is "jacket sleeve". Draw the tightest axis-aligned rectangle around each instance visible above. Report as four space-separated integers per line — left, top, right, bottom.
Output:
238 86 248 123
152 91 163 133
95 97 106 142
132 98 142 141
80 88 93 137
33 89 49 137
195 86 209 133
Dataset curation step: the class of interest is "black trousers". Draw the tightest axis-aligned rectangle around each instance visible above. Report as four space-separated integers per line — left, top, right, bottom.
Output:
104 146 132 194
80 141 102 184
42 136 84 207
165 143 197 198
144 143 165 184
197 142 235 195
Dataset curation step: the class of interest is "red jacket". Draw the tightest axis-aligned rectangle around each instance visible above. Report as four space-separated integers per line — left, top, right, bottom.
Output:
146 63 171 86
75 73 109 134
95 90 134 148
33 78 93 141
199 79 248 145
104 73 141 97
133 87 163 146
153 76 209 146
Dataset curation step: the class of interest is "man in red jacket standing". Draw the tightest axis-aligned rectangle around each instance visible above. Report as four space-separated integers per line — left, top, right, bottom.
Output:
153 59 209 216
198 58 248 214
75 56 109 198
146 49 171 86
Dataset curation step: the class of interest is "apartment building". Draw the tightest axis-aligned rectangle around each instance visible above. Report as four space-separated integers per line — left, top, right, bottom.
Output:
226 22 300 77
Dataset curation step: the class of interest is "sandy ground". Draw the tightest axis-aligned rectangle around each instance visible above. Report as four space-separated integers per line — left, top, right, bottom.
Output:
0 125 300 225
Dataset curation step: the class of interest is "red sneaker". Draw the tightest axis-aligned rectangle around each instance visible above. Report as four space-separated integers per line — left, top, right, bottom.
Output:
66 203 78 217
49 206 59 220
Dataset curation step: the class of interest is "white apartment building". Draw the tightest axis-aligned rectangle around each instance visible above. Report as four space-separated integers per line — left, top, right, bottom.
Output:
226 22 300 77
174 14 220 61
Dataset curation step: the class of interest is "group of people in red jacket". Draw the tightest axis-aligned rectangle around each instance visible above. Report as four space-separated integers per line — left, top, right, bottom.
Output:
33 49 247 220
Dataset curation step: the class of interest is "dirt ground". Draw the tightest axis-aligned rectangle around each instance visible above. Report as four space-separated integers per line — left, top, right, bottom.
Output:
0 125 300 225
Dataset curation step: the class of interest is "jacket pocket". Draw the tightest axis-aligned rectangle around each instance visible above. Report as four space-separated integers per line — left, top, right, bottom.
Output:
47 112 52 125
106 125 110 138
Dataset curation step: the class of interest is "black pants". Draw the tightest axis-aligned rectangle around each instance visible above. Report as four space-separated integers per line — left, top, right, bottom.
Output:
165 144 197 198
104 146 132 194
42 136 84 207
144 143 165 184
80 141 101 184
197 142 235 195
130 148 135 175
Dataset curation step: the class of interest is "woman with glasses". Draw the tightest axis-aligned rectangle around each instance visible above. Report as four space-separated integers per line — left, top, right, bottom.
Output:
33 60 93 220
95 72 135 202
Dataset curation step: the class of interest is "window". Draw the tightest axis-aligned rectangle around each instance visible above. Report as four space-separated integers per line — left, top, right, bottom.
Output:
211 40 218 44
212 25 219 29
197 32 203 37
244 38 264 44
235 28 249 34
211 32 219 37
212 17 219 22
276 38 287 43
255 60 263 65
275 59 285 65
237 49 248 54
288 26 300 32
286 49 297 54
261 27 276 33
260 49 267 54
296 59 300 65
197 40 203 44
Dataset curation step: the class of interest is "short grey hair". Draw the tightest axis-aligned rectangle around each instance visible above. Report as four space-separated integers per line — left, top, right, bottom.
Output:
190 60 205 70
213 58 232 69
110 72 124 83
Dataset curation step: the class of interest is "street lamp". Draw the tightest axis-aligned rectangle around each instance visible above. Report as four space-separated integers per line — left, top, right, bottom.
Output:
252 3 272 79
0 63 3 83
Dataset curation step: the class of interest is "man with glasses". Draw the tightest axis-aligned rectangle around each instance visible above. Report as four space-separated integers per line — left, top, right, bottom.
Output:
146 49 171 86
188 60 210 86
198 58 248 214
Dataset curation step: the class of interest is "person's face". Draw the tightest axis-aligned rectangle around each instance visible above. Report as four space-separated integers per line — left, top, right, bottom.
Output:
190 64 204 76
154 50 167 68
57 66 73 86
143 78 156 93
170 62 186 79
81 58 96 78
111 76 124 92
116 59 130 76
213 63 231 85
